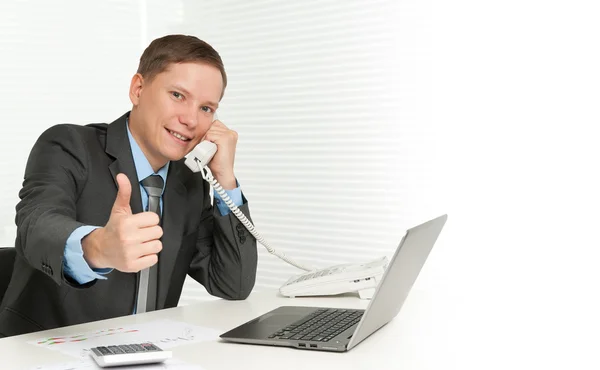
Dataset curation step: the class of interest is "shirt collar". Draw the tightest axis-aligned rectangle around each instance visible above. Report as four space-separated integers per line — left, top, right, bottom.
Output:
126 119 169 191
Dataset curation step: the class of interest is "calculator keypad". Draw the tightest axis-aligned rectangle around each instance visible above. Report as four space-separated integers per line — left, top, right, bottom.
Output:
92 343 162 356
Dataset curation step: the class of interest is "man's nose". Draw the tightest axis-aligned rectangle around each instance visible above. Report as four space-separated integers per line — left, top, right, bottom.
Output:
179 107 198 129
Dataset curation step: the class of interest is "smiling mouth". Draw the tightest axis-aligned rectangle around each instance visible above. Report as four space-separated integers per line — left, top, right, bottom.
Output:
166 129 191 142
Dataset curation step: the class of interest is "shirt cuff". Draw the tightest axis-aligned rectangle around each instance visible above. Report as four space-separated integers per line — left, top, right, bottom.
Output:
214 181 243 216
64 225 112 284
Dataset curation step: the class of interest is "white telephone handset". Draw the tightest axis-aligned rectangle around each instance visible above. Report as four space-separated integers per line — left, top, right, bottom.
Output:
184 136 388 299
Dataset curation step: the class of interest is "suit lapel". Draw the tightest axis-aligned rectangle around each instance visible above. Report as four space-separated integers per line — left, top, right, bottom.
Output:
105 113 143 315
106 113 143 214
157 163 187 307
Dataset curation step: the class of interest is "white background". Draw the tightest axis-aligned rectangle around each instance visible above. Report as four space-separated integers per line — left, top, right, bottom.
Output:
1 1 599 369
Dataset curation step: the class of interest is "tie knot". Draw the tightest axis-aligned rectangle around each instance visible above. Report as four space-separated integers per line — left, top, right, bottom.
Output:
141 175 164 197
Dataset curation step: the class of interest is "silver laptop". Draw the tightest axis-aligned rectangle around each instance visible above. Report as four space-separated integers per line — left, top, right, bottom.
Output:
219 214 447 352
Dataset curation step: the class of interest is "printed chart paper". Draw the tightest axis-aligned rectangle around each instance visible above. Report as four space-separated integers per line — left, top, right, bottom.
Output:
28 319 221 359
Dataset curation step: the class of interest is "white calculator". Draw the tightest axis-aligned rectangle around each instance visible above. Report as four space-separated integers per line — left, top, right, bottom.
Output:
89 342 172 368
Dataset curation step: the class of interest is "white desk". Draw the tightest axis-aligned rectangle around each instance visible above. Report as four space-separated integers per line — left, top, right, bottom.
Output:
0 290 450 369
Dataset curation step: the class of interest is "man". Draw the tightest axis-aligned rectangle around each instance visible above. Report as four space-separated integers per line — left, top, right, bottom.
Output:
0 35 257 337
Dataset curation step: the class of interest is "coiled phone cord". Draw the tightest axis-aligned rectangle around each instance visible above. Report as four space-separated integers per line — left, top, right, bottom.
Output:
197 160 314 272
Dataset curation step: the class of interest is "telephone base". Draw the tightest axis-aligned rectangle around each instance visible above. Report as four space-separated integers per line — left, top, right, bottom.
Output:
279 257 388 300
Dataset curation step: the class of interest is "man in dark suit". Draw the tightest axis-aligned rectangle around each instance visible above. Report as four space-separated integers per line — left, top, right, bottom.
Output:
0 35 258 337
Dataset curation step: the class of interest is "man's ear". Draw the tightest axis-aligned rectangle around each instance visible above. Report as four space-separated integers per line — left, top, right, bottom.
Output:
129 73 144 106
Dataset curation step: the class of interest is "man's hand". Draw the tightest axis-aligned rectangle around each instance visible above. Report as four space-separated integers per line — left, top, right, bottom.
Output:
202 119 238 189
82 174 163 272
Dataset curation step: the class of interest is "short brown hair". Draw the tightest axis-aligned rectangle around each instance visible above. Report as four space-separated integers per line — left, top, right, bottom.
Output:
137 34 227 97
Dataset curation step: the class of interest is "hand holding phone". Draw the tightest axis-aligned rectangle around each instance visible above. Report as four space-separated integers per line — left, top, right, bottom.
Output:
199 118 238 189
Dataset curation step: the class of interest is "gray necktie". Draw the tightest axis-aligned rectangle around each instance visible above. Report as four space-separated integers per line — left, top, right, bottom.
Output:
136 175 164 313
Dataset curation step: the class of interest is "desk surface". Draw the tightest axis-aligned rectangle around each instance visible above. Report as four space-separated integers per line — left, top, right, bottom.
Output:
1 289 453 369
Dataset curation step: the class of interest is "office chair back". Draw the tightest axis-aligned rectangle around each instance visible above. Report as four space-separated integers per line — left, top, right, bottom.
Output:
0 247 16 305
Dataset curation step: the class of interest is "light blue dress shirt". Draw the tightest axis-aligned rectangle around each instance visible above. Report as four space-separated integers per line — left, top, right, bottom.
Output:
63 121 243 284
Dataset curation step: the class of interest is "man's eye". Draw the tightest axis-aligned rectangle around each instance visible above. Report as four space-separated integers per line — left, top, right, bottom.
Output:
201 106 213 113
171 92 183 99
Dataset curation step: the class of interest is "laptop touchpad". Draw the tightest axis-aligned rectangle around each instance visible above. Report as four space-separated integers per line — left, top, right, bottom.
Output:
257 314 298 327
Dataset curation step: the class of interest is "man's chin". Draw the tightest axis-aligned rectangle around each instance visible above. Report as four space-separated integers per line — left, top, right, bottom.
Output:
169 155 187 162
162 150 188 163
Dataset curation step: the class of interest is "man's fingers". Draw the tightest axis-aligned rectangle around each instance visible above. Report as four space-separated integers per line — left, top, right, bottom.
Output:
201 120 230 141
211 120 228 129
130 211 160 228
139 239 163 256
131 254 159 272
129 241 162 271
122 241 161 272
203 131 230 144
133 225 163 244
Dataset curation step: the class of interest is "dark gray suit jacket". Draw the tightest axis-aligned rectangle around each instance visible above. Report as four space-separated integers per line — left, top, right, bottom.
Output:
0 112 257 337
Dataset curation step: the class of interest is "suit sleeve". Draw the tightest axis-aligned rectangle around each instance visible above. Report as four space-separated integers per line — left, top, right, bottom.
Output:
15 124 93 287
187 179 258 300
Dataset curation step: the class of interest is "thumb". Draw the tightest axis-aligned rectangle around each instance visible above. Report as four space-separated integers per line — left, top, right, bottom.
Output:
112 173 132 214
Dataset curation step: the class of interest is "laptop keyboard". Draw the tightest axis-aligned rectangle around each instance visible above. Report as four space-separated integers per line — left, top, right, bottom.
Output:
268 308 363 342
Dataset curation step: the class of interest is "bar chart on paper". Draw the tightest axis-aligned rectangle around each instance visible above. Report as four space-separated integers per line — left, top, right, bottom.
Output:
28 319 221 359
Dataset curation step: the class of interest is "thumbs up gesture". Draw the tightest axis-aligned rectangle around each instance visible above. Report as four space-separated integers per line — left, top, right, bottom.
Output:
82 174 163 272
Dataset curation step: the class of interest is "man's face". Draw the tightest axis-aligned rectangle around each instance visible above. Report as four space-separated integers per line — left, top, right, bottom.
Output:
129 62 223 169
